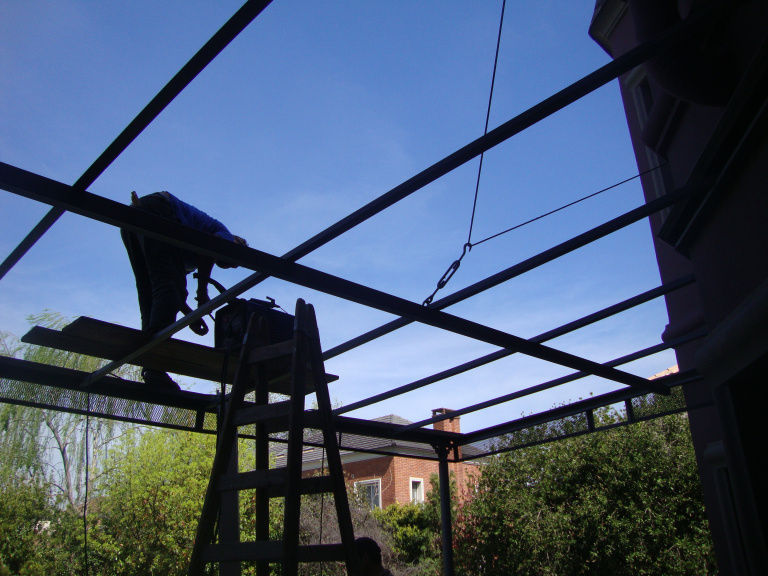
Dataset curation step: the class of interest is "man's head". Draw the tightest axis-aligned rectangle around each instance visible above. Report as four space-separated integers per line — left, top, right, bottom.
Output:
355 537 383 574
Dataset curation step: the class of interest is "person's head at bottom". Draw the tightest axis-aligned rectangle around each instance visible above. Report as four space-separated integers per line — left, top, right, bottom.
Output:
355 537 388 575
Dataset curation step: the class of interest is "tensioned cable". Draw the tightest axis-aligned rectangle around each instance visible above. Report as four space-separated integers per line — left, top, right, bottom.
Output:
423 163 666 305
467 0 507 246
423 0 507 307
473 163 666 247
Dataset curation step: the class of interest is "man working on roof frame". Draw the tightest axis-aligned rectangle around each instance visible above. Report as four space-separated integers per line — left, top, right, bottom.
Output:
121 191 247 391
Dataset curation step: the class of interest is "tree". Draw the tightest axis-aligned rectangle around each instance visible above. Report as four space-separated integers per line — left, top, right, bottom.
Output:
0 313 136 508
453 409 716 576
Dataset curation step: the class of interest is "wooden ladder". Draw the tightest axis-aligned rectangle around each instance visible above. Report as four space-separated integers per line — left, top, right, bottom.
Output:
188 299 358 576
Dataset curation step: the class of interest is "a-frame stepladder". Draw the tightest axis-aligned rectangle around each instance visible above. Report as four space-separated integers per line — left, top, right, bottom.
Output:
188 299 359 575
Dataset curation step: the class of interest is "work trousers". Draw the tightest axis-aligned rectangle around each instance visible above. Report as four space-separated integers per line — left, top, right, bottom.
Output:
121 193 188 334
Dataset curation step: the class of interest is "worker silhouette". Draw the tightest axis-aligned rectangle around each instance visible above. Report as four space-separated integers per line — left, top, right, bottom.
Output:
121 191 246 390
355 537 393 576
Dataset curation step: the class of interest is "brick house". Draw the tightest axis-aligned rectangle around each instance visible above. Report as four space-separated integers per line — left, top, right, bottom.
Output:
277 408 482 509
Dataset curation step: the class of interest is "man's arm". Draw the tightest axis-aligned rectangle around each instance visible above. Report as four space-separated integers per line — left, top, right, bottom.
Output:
195 257 214 306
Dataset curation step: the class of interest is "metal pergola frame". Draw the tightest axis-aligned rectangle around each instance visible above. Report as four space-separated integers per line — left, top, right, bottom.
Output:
0 3 716 574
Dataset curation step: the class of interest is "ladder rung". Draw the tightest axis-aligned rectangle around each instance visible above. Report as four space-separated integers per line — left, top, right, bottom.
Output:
218 470 335 498
234 400 291 427
218 468 287 493
248 339 295 364
300 475 334 495
202 541 283 563
297 543 347 562
201 542 347 564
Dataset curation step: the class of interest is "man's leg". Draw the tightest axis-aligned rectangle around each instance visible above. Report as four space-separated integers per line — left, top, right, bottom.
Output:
121 228 153 331
128 194 186 391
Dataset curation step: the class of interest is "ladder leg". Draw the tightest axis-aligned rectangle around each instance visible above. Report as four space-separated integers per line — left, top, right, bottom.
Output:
281 301 309 576
254 365 270 576
188 315 260 576
305 304 360 574
219 443 241 576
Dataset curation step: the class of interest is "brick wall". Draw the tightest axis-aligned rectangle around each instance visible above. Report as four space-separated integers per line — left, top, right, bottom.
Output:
343 454 479 507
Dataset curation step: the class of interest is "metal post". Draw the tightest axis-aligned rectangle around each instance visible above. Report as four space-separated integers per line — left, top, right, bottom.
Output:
437 444 455 576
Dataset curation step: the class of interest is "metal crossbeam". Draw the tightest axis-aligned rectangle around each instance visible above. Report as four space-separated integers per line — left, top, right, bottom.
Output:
402 327 706 432
463 370 698 448
0 162 666 393
0 0 273 281
335 276 694 415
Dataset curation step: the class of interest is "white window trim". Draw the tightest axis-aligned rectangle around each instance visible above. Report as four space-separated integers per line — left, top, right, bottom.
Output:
409 477 425 504
354 478 382 509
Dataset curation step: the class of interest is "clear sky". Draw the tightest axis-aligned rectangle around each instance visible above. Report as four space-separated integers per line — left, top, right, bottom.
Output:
0 1 674 432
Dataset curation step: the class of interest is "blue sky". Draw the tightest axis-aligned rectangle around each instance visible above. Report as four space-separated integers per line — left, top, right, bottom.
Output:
0 1 674 432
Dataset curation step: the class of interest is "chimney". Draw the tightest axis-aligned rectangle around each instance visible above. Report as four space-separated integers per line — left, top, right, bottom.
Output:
432 408 460 434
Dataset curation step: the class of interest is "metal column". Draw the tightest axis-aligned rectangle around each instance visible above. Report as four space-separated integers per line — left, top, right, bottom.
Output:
437 444 455 576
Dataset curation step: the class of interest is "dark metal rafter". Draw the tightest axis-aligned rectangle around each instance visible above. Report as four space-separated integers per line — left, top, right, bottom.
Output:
462 369 700 448
335 275 695 416
0 161 666 394
402 326 706 433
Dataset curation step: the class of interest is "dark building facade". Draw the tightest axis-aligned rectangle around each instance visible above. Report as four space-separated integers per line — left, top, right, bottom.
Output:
589 2 768 574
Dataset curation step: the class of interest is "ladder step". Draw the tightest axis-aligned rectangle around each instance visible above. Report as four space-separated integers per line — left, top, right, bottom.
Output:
234 400 291 427
298 543 347 562
248 339 295 363
300 474 335 496
201 542 346 564
202 541 283 563
218 469 334 497
218 467 287 493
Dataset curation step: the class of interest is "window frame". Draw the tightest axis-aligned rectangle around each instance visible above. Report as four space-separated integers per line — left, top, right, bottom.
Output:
410 477 425 504
354 478 382 509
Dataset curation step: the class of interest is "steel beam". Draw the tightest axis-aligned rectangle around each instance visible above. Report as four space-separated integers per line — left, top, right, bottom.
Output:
0 0 273 281
463 369 699 447
402 327 706 432
0 162 667 393
334 276 694 415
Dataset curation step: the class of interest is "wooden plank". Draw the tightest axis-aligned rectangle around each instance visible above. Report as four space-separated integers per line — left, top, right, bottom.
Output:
233 400 291 427
0 356 217 411
64 317 237 382
23 322 235 383
22 317 337 394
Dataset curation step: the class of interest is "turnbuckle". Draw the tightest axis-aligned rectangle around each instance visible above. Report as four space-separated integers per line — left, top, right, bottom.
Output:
422 243 472 306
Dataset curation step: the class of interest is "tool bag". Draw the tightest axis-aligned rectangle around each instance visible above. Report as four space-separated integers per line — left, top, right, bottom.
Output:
214 297 294 352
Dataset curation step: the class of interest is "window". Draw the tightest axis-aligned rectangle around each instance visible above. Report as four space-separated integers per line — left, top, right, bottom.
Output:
410 478 424 504
354 479 382 509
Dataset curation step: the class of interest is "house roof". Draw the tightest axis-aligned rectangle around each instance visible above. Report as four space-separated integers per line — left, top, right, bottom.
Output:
273 414 485 468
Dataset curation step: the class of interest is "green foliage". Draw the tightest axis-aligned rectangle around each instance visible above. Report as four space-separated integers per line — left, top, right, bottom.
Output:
454 411 716 576
375 503 436 564
0 480 52 575
86 428 214 575
371 473 458 575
